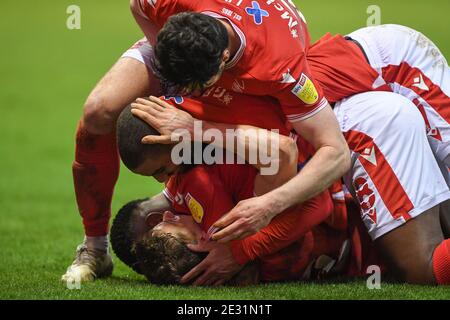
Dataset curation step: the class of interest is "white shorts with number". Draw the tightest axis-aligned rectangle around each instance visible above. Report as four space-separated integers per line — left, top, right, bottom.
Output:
348 25 450 172
335 91 450 240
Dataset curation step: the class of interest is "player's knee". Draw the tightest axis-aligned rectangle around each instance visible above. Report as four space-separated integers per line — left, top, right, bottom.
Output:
82 94 118 135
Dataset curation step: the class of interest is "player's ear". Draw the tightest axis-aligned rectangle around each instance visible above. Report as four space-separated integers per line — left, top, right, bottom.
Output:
222 49 231 63
145 212 163 228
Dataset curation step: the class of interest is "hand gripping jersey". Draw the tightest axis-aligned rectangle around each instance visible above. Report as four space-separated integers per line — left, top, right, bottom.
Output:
135 0 328 122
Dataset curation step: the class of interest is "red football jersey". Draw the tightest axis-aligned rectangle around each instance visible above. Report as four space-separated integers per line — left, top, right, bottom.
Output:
163 163 258 232
307 33 381 104
163 163 358 282
137 0 328 123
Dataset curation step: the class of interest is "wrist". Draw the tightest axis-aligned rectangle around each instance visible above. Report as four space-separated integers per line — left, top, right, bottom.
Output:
230 240 252 266
262 192 287 220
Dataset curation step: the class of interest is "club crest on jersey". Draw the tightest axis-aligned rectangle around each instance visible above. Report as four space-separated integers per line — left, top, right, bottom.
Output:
291 73 319 105
245 1 269 25
185 193 204 223
164 96 184 104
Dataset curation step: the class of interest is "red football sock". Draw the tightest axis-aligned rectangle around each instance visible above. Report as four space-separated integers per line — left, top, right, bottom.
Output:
72 120 120 237
432 239 450 285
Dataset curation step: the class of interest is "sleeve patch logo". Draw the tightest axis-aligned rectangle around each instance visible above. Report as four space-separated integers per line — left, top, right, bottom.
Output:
185 193 204 223
291 73 319 105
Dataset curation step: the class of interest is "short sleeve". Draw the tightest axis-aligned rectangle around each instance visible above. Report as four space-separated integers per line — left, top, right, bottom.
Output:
271 53 329 123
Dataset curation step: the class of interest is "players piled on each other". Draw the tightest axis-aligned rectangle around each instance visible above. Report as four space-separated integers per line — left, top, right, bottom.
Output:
110 105 370 285
110 105 448 285
63 0 450 285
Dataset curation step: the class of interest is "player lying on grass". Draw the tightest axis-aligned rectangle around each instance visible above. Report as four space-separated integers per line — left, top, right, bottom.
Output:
65 1 450 284
111 200 369 285
110 104 339 285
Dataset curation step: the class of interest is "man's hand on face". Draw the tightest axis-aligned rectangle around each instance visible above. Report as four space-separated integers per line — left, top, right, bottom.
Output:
131 96 196 144
180 241 243 286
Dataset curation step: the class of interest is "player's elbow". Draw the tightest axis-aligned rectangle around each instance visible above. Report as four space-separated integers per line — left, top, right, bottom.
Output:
272 137 298 183
278 137 298 171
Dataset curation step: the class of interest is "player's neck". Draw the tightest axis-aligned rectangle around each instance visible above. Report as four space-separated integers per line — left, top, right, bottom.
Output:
218 20 240 60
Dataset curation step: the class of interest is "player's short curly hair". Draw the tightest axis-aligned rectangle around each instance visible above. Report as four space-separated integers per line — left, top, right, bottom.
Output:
135 230 206 285
153 12 229 94
110 198 150 274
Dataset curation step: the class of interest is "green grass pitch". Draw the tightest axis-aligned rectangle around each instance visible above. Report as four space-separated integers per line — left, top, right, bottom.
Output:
1 0 450 300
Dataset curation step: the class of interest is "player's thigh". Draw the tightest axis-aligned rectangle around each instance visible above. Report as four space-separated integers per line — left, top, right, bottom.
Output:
83 39 160 134
334 91 450 241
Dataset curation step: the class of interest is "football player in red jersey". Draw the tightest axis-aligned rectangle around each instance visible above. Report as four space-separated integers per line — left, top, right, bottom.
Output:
133 91 450 285
121 90 450 286
129 0 350 231
307 25 450 173
111 203 367 285
64 0 450 286
128 1 450 284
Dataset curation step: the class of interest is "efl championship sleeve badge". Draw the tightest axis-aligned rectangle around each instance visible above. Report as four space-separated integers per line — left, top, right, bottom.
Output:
291 73 319 105
185 193 204 223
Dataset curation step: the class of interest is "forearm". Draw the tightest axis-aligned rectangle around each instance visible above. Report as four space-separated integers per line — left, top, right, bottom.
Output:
230 190 333 264
263 144 349 215
201 121 298 175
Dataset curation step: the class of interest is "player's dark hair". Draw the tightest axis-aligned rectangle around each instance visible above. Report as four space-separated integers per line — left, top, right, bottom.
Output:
135 231 206 285
110 198 149 274
116 105 171 170
153 12 229 94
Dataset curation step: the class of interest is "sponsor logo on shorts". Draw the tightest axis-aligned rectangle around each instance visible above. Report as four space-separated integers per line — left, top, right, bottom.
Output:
185 193 204 223
354 176 377 225
291 73 319 105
